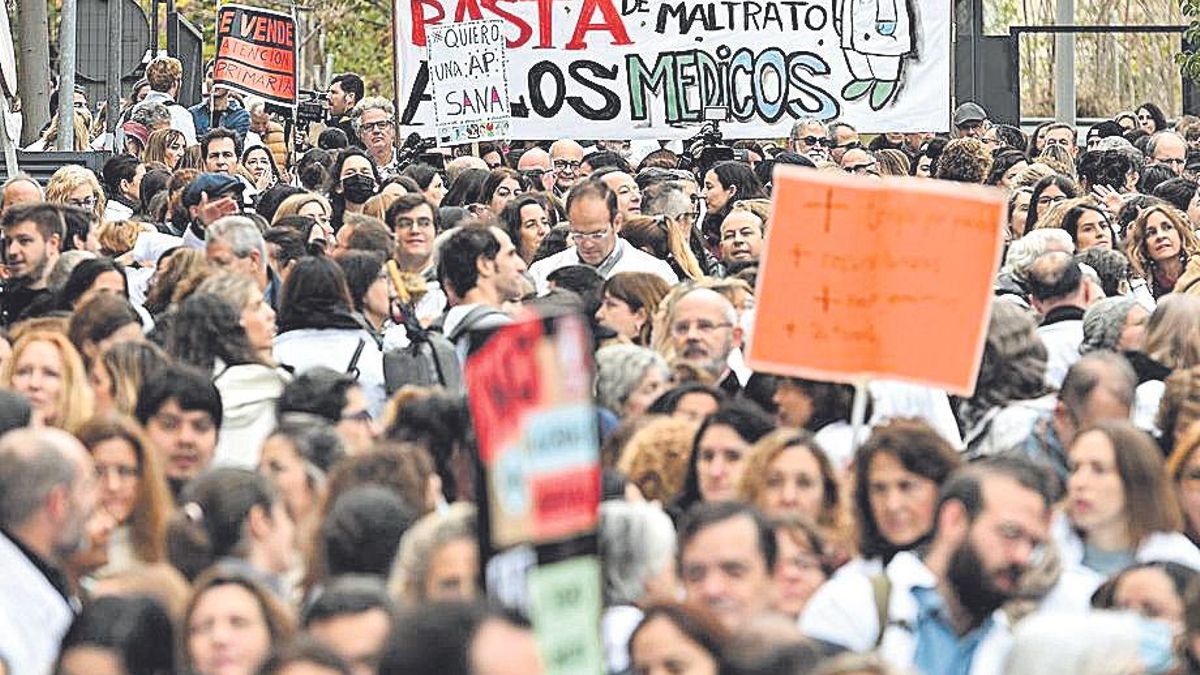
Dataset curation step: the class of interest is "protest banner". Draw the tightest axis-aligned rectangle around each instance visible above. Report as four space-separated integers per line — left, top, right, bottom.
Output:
426 19 512 146
466 310 604 675
746 167 1006 396
214 4 298 107
392 0 950 139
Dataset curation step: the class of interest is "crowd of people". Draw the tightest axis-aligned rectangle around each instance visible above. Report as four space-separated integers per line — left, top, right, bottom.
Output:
9 50 1200 675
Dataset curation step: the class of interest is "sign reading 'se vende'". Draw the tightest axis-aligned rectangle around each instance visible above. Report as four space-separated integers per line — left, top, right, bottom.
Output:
215 4 298 107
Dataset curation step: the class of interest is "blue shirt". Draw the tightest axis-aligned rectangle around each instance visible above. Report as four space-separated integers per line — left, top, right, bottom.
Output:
911 586 996 675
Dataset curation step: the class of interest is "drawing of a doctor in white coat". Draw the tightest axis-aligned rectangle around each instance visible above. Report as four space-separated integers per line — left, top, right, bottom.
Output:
833 0 914 111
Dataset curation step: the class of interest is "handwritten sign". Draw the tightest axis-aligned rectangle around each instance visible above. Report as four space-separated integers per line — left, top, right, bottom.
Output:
214 4 298 107
426 19 512 146
393 0 951 139
529 557 604 675
747 167 1005 396
466 312 600 548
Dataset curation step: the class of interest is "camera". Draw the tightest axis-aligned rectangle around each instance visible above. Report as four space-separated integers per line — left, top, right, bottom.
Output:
297 89 329 124
679 107 735 175
395 132 445 172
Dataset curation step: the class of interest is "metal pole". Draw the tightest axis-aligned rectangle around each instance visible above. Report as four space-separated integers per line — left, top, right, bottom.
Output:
107 0 123 138
57 0 78 151
1053 0 1075 126
149 0 159 56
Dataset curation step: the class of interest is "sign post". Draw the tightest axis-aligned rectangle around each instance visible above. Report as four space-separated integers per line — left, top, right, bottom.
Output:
465 311 604 675
213 4 299 108
747 167 1006 397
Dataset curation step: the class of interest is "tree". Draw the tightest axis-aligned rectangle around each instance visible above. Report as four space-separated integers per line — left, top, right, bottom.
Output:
14 0 51 145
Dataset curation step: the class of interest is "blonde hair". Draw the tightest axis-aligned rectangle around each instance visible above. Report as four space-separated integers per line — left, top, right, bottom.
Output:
272 192 332 225
144 128 187 169
363 192 400 220
1010 162 1057 189
95 220 149 257
1124 204 1200 287
0 331 94 431
617 415 699 502
46 164 106 220
39 110 93 153
387 502 477 605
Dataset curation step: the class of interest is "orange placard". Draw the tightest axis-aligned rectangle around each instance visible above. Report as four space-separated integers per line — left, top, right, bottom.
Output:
746 167 1006 396
214 4 298 107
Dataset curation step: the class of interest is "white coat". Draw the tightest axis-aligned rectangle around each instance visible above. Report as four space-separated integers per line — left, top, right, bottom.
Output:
800 551 1013 675
273 328 386 419
836 0 913 57
1036 319 1083 389
0 532 75 675
212 362 291 469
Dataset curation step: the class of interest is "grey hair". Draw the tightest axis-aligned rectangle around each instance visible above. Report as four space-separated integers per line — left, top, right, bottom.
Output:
594 344 669 413
641 180 695 219
208 215 267 260
1081 296 1139 354
1004 611 1145 675
243 96 267 115
130 100 171 128
826 121 857 143
350 97 396 132
388 502 476 604
789 118 826 138
0 428 82 529
599 501 676 606
1003 229 1075 281
46 250 97 291
1146 131 1186 158
197 271 260 311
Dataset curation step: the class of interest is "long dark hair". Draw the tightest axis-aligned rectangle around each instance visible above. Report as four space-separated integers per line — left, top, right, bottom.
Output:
674 400 775 513
326 147 380 231
168 467 280 580
702 161 764 248
277 255 357 333
441 168 489 207
167 292 263 370
1026 173 1079 230
58 257 128 309
1138 102 1168 133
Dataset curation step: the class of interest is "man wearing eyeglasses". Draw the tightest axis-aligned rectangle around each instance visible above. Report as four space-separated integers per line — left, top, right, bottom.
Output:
1148 131 1188 177
840 148 881 177
789 118 829 162
952 102 990 139
548 138 586 196
528 179 677 294
517 146 556 192
354 98 401 178
669 287 744 395
827 122 861 165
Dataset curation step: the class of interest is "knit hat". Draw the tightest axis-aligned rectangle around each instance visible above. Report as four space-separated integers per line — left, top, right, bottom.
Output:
1081 296 1139 354
594 344 668 413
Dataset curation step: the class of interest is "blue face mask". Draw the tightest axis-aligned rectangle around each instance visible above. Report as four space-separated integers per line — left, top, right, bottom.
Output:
1135 615 1177 674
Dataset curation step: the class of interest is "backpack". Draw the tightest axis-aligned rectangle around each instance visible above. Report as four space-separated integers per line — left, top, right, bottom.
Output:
383 328 463 394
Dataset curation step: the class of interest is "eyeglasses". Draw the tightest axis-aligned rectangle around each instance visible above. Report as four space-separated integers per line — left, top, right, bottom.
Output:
553 159 581 172
1156 157 1186 167
569 228 610 242
670 319 733 337
834 140 861 151
1036 194 1066 207
792 135 828 147
95 463 140 480
67 196 97 209
520 169 546 182
672 211 699 223
360 119 394 133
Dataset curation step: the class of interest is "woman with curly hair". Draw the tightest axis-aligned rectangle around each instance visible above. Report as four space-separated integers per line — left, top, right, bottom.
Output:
1125 203 1200 298
933 137 992 183
737 429 845 534
46 164 106 222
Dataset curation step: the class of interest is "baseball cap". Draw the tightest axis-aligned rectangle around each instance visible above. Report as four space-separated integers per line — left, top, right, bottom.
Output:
182 173 245 208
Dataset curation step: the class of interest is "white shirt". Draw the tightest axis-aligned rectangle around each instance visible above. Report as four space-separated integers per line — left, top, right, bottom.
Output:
1037 319 1083 389
528 238 678 294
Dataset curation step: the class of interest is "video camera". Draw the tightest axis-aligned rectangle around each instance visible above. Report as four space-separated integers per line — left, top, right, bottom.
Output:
395 132 445 172
678 107 738 175
292 90 330 154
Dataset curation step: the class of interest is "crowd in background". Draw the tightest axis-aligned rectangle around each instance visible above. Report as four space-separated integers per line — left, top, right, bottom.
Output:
9 52 1200 675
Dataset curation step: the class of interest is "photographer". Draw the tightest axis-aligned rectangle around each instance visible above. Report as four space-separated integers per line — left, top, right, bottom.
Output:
328 73 365 148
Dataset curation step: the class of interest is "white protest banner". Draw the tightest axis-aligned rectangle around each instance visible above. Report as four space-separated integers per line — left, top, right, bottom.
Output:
392 0 950 139
426 19 512 146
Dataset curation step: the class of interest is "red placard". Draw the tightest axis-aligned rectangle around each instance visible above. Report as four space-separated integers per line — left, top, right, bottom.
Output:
214 4 298 107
